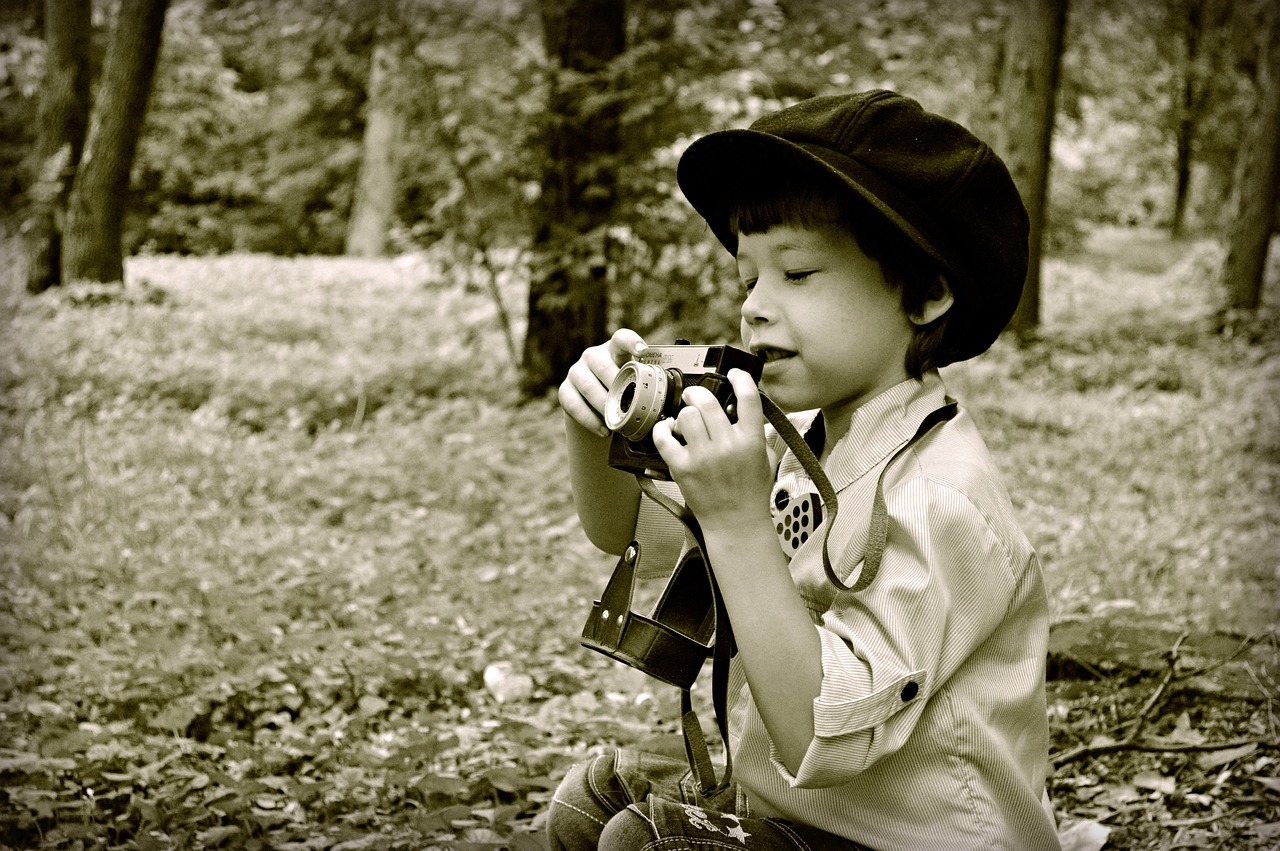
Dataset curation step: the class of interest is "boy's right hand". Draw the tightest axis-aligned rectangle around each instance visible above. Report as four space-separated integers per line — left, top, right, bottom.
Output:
558 328 648 438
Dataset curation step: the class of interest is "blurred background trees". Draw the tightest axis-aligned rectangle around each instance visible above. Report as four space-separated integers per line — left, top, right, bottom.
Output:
19 0 169 294
344 0 409 258
60 0 169 285
21 0 89 294
521 0 625 395
1220 0 1280 313
996 0 1068 338
0 0 1275 385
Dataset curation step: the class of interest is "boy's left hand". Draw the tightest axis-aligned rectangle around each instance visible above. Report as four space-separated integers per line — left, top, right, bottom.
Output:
651 369 775 529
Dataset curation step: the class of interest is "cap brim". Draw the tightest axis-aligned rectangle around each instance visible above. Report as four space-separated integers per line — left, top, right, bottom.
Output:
676 128 959 282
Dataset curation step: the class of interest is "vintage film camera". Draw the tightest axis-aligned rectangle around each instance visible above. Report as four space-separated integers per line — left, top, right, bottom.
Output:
601 342 764 479
581 343 763 689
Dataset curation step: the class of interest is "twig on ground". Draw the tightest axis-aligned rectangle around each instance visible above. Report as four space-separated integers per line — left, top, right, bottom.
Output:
1051 630 1280 768
1182 629 1278 680
1053 736 1273 767
1161 810 1235 829
1167 808 1244 824
1122 632 1187 741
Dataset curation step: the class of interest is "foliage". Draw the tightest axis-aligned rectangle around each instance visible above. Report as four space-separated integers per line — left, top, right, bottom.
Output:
0 229 1276 848
0 241 644 849
0 6 42 228
4 0 1270 319
1049 661 1279 850
129 0 376 255
1051 0 1259 241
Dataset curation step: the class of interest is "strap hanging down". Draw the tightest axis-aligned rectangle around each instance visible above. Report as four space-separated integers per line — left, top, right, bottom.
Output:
760 395 958 591
819 399 958 592
636 476 733 796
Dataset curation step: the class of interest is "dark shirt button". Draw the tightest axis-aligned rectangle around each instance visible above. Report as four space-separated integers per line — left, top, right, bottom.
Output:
900 681 919 701
773 489 790 510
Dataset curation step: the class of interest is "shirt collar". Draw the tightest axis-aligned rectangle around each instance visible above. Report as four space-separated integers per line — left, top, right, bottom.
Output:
777 371 950 494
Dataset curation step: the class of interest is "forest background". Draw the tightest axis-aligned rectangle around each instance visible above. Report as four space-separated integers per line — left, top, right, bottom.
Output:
0 0 1278 849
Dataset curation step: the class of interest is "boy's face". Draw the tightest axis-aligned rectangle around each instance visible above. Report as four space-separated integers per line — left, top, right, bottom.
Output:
736 222 916 427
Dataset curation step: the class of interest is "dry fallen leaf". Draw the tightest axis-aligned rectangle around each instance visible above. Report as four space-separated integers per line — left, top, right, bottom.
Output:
1252 821 1280 839
1251 775 1280 795
1133 771 1176 795
483 661 535 703
1196 741 1257 770
1058 818 1112 851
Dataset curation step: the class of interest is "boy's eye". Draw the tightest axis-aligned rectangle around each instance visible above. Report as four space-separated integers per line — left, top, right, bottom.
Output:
784 269 816 282
742 278 758 293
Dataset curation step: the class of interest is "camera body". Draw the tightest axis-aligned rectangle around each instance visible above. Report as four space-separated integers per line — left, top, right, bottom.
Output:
604 342 764 479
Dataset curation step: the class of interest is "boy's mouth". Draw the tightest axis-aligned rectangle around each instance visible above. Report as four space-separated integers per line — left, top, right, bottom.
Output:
753 346 797 365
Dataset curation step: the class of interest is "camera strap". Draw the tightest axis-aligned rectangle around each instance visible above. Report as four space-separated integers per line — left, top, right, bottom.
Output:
762 395 957 591
634 475 734 796
821 399 959 591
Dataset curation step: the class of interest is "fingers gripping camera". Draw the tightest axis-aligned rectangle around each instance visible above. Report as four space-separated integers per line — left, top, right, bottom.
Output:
603 342 764 479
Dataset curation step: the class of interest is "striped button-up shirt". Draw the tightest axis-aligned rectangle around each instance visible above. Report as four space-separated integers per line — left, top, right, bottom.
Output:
725 372 1060 850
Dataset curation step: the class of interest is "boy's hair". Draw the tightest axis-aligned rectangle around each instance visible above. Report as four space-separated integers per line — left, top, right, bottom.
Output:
727 169 950 379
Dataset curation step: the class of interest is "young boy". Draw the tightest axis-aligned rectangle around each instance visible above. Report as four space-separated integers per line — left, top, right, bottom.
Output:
551 90 1061 851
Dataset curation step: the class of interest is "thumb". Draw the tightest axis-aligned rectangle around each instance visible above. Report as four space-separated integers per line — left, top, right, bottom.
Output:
606 328 648 364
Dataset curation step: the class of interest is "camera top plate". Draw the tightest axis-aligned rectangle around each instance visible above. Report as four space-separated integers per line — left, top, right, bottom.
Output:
634 344 763 379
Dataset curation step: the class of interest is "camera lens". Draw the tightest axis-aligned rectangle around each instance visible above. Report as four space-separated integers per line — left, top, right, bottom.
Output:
618 383 636 413
604 361 669 439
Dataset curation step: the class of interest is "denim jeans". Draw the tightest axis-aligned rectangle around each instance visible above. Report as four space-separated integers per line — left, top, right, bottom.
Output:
546 748 870 850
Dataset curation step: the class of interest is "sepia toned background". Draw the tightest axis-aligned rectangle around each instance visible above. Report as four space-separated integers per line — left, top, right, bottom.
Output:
0 0 1276 848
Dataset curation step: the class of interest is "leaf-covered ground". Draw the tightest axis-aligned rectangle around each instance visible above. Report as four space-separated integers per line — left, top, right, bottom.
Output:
0 232 1276 850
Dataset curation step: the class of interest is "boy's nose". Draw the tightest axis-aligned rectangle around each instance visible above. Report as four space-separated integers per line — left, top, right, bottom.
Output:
741 285 772 325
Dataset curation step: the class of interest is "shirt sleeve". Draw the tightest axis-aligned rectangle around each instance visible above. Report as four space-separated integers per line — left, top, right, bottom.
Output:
770 475 1020 788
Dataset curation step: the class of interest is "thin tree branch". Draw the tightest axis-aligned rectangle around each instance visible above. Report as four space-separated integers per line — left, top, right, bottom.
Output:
1122 631 1188 741
1182 629 1277 679
418 71 521 369
1051 629 1280 768
1053 736 1273 768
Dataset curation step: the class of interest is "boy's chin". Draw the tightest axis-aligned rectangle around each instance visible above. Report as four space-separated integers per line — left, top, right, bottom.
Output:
758 381 811 413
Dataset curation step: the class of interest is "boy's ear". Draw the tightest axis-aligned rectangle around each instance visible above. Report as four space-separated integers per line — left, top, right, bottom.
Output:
909 275 954 326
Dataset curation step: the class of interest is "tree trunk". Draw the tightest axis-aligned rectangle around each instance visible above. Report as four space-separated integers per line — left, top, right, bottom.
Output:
995 0 1068 338
1170 0 1232 239
520 0 625 397
1220 2 1280 313
1170 0 1203 239
62 0 168 284
345 29 404 257
24 0 91 294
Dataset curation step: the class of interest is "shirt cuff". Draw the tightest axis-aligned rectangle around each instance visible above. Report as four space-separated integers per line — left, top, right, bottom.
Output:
769 628 928 787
